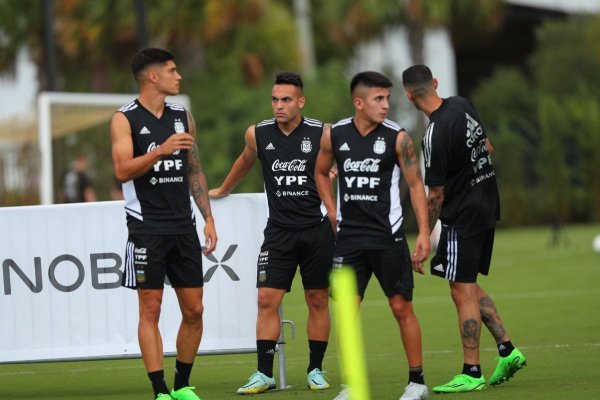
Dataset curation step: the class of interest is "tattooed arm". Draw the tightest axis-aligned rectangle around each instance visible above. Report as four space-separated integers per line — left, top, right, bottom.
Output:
396 130 430 273
187 110 217 255
427 185 444 233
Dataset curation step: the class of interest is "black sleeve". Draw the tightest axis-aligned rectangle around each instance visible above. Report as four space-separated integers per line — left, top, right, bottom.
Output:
423 119 450 187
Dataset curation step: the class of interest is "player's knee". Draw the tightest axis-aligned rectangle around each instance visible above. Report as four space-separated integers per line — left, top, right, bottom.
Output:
182 302 204 324
257 292 279 311
140 298 162 323
390 301 411 321
450 287 461 305
306 289 328 310
449 283 474 306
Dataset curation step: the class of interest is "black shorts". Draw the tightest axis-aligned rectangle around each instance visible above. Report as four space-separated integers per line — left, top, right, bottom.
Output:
430 224 494 283
257 218 334 291
333 228 414 301
122 232 204 289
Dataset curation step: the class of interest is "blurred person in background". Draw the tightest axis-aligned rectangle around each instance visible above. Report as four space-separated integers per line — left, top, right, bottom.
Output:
60 153 96 203
110 176 124 200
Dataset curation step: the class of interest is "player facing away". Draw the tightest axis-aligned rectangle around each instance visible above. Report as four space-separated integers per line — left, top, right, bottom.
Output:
111 48 218 400
209 72 334 394
402 64 526 393
315 71 431 400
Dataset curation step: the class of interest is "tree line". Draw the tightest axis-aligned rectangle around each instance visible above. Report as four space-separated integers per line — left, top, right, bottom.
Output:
1 1 598 226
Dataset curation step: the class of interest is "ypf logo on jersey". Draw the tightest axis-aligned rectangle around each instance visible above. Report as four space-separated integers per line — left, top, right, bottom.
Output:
373 137 386 154
301 137 312 153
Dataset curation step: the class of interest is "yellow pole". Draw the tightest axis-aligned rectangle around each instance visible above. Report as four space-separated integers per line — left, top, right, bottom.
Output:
331 267 371 400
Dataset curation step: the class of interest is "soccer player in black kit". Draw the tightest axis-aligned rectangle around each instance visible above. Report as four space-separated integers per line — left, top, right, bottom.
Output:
209 72 334 394
315 71 431 400
402 65 526 393
111 48 217 400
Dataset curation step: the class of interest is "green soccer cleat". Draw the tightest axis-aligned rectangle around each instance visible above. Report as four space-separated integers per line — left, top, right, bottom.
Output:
307 368 330 390
156 394 173 400
489 348 527 386
432 374 486 393
171 386 201 400
237 371 276 395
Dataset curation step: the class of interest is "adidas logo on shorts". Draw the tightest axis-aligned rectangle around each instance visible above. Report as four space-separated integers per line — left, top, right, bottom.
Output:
433 264 445 272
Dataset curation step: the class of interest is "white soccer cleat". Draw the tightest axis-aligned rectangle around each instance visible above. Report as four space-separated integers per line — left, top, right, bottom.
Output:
400 382 429 400
307 368 330 390
236 371 276 394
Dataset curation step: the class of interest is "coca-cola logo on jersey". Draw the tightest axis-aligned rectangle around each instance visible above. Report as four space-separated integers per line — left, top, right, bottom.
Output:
272 159 307 172
343 158 381 173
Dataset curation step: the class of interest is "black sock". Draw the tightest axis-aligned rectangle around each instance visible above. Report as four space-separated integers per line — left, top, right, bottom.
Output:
462 364 482 378
174 359 194 391
497 340 515 357
148 370 169 397
307 340 328 373
408 367 425 385
257 339 277 377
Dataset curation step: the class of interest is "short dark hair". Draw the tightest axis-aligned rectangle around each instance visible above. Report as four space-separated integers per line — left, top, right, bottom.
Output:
274 72 303 90
350 71 393 95
131 48 175 80
402 65 434 97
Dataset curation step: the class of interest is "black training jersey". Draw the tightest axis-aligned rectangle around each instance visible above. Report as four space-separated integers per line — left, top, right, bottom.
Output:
117 99 195 234
255 117 326 229
331 117 404 248
423 96 500 237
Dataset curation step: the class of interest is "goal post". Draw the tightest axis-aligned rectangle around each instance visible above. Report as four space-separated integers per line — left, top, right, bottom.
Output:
37 92 190 205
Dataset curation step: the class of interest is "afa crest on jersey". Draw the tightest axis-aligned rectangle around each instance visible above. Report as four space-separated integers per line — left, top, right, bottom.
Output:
174 119 185 133
373 137 386 154
301 137 312 153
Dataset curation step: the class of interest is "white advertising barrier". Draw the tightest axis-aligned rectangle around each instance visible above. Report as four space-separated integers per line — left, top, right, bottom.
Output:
0 193 268 363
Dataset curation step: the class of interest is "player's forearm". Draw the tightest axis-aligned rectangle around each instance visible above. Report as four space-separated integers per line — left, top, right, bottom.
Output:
190 172 213 221
409 185 430 237
187 146 213 220
215 154 254 196
114 147 164 182
315 171 336 217
427 188 444 233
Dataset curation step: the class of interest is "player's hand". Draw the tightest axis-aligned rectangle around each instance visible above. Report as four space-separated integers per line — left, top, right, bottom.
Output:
411 232 431 275
208 188 229 199
160 132 194 155
202 217 217 255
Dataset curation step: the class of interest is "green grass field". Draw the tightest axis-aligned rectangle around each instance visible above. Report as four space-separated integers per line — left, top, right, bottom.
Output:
1 224 599 399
